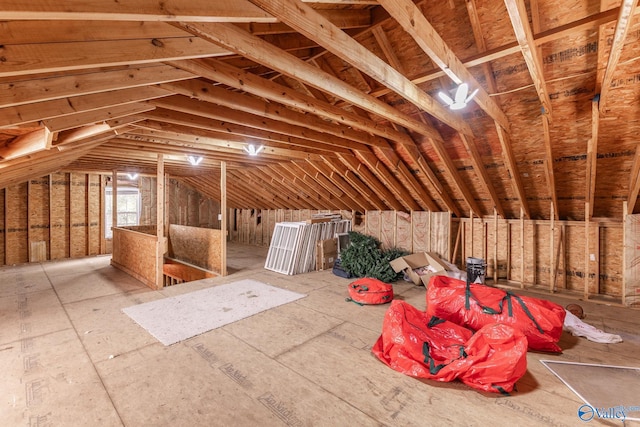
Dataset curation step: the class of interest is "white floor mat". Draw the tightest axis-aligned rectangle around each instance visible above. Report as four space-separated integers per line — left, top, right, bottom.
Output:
123 279 306 346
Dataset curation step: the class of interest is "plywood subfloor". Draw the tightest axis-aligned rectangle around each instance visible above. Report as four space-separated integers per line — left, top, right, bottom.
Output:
1 243 640 426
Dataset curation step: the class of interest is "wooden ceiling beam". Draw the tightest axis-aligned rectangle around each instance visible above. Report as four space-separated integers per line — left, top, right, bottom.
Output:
355 149 421 211
0 65 194 108
286 161 357 210
250 167 315 210
160 79 387 148
320 156 388 211
41 103 156 132
504 0 553 118
336 153 405 211
172 23 449 142
306 159 377 211
0 0 276 22
541 115 558 219
495 124 531 218
267 164 342 210
377 0 509 131
246 0 474 136
123 126 318 161
586 99 599 219
277 163 347 210
149 95 362 152
140 108 348 155
0 127 53 161
627 145 640 214
169 58 414 146
0 37 229 79
599 0 637 115
0 86 171 128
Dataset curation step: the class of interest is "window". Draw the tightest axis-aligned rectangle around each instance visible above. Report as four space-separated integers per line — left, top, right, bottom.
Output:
105 186 140 238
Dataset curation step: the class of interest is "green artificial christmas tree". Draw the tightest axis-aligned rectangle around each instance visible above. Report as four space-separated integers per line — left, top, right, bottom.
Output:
339 231 408 282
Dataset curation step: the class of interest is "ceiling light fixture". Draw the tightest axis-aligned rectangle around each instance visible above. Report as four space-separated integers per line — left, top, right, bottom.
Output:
244 144 264 156
438 83 479 110
187 155 203 166
126 173 139 180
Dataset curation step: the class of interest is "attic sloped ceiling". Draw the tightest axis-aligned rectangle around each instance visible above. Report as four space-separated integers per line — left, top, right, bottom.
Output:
1 0 639 221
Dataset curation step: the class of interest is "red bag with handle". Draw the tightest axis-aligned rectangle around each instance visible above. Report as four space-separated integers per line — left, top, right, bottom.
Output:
346 278 393 305
425 275 566 353
372 300 528 393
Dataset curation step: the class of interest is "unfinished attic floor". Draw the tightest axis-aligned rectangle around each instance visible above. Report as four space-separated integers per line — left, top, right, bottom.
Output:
1 243 640 427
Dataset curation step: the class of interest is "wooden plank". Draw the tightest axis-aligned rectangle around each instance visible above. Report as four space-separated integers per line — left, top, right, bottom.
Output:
159 81 381 149
0 128 52 160
42 103 155 132
599 0 637 115
627 144 640 214
169 59 414 146
504 0 552 118
156 153 164 289
0 37 229 78
0 0 275 22
0 86 170 128
248 0 475 136
376 0 509 130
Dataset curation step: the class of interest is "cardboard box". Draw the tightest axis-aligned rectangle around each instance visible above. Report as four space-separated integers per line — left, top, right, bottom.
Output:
389 252 450 286
316 238 338 271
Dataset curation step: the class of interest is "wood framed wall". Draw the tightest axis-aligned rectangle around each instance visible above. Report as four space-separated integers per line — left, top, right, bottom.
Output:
455 216 624 302
0 173 221 267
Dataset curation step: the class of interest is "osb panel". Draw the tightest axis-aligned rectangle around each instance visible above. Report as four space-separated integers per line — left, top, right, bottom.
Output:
482 220 510 280
365 210 380 240
28 177 50 258
169 224 222 273
624 214 640 307
70 173 87 259
379 211 395 249
87 174 101 256
0 189 4 265
5 183 28 265
50 173 70 260
111 227 157 288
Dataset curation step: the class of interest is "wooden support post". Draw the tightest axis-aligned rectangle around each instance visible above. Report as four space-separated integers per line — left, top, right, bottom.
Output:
584 202 590 300
594 223 600 295
427 211 432 252
112 170 118 232
49 174 53 260
99 174 105 254
622 201 627 306
27 180 31 262
494 208 498 284
470 209 474 259
221 161 228 276
520 207 524 288
506 220 512 281
164 173 170 236
156 154 165 289
550 202 555 293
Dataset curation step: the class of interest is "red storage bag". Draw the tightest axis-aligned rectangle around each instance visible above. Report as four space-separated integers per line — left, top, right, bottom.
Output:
372 300 528 393
346 278 393 305
425 275 566 353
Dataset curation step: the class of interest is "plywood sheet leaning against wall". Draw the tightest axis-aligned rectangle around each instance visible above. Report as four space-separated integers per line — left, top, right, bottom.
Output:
457 217 624 302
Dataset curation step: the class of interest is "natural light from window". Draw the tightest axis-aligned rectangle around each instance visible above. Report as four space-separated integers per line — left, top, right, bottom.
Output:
105 186 140 238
